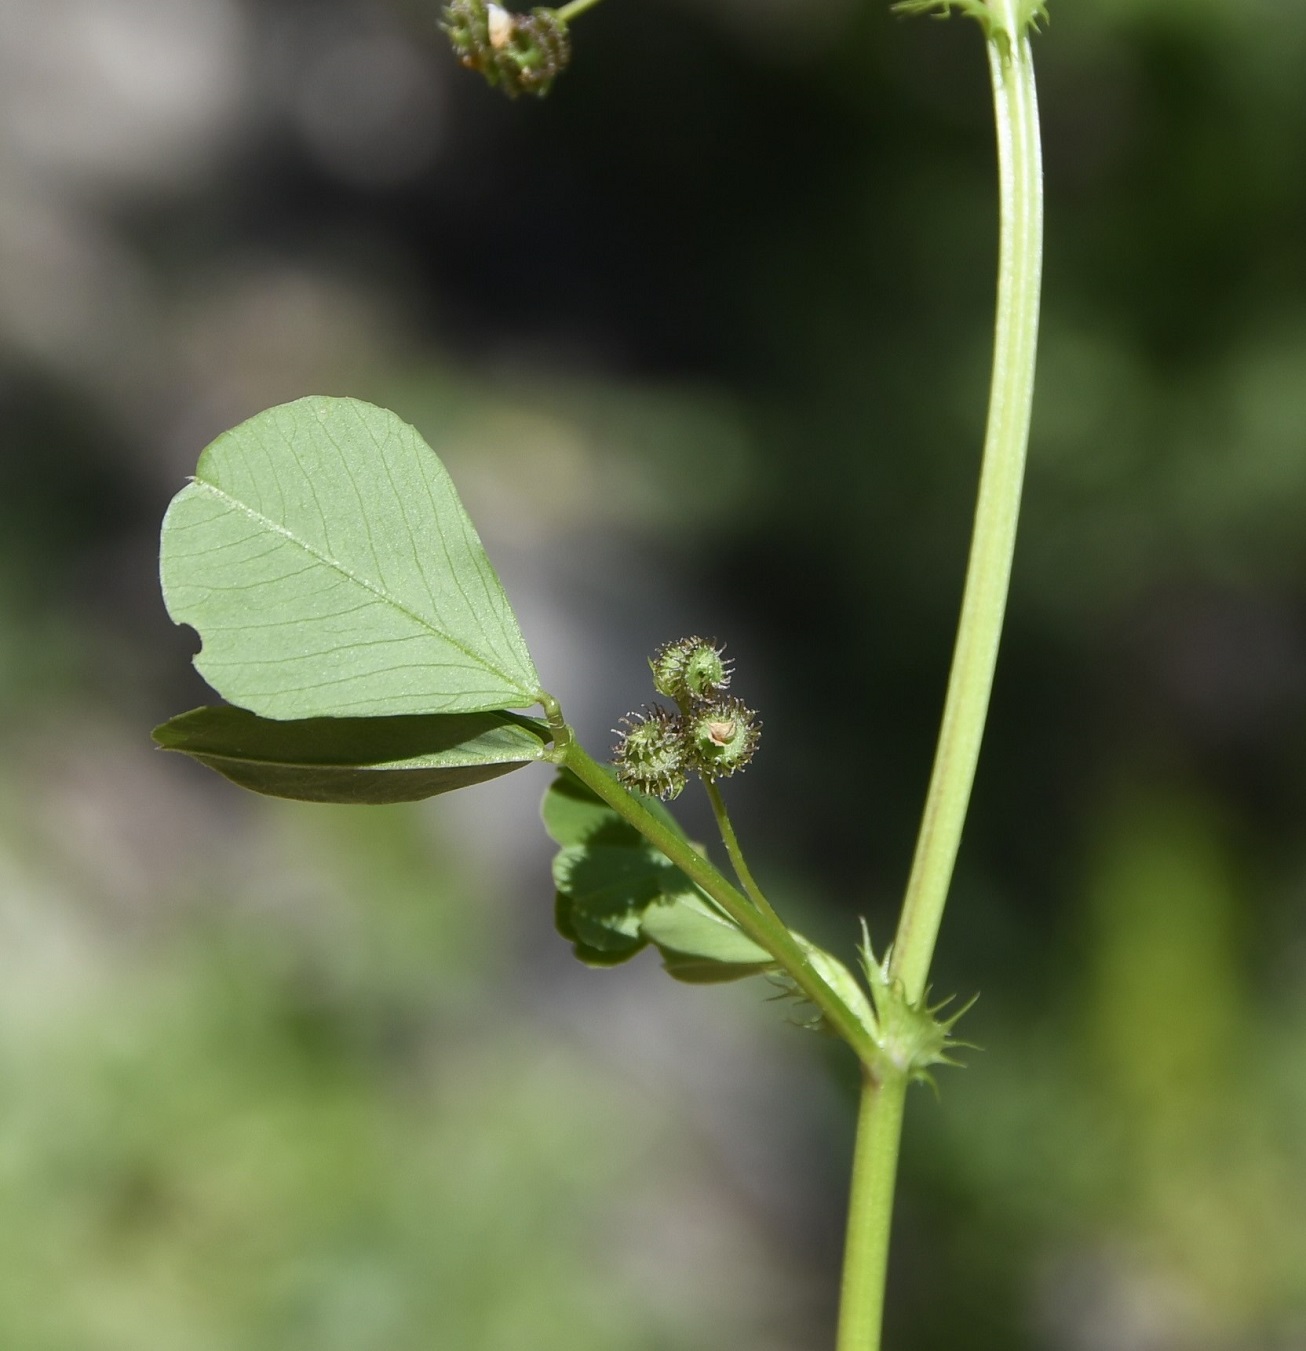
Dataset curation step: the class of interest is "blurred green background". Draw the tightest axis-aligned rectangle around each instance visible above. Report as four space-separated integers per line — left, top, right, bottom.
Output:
2 0 1305 1346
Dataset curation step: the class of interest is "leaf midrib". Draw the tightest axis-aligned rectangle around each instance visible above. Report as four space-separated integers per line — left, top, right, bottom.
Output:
180 746 544 772
193 480 535 699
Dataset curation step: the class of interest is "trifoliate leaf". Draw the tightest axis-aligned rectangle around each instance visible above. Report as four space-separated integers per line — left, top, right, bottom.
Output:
554 892 643 967
542 765 684 848
552 843 683 953
161 396 542 720
546 771 692 964
641 893 773 984
154 705 551 804
543 770 771 981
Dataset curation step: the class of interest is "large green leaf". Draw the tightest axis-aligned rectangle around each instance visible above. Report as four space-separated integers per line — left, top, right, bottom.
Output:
154 705 551 804
160 397 542 719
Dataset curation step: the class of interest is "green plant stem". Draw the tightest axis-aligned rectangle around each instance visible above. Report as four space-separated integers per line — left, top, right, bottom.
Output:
556 0 605 21
835 1068 909 1351
703 780 787 930
561 740 880 1066
539 691 570 752
835 24 1045 1351
890 24 1044 1007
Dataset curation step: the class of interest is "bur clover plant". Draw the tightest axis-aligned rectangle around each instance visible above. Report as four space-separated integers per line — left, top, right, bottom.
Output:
156 1 1047 1345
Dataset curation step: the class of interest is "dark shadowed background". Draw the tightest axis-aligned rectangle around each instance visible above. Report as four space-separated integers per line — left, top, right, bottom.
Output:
2 0 1305 1347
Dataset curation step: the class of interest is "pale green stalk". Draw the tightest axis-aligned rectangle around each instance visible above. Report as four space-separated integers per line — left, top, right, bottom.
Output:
556 0 606 21
703 779 789 932
889 19 1044 1005
837 13 1045 1351
835 1069 909 1351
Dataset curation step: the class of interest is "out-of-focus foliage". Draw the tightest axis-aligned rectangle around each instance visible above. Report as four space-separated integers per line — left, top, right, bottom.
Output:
900 792 1306 1348
0 793 795 1349
1 0 1305 1346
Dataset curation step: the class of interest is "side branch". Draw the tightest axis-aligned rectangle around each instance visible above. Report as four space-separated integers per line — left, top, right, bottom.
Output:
561 741 881 1066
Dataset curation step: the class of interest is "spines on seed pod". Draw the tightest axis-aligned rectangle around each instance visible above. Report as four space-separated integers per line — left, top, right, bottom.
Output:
613 705 688 801
682 697 761 781
442 0 571 98
650 636 733 703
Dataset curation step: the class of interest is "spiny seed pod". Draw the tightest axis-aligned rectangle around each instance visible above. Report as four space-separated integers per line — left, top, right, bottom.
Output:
683 697 761 780
441 0 571 99
613 706 688 801
650 636 733 703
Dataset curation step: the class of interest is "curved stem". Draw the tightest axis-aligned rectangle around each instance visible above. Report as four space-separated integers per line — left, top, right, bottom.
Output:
561 741 881 1067
556 0 606 21
703 780 788 931
835 1068 909 1351
890 27 1044 1006
834 22 1045 1351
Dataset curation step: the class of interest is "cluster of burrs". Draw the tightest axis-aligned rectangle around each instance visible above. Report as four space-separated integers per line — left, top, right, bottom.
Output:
613 638 762 800
441 0 571 98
